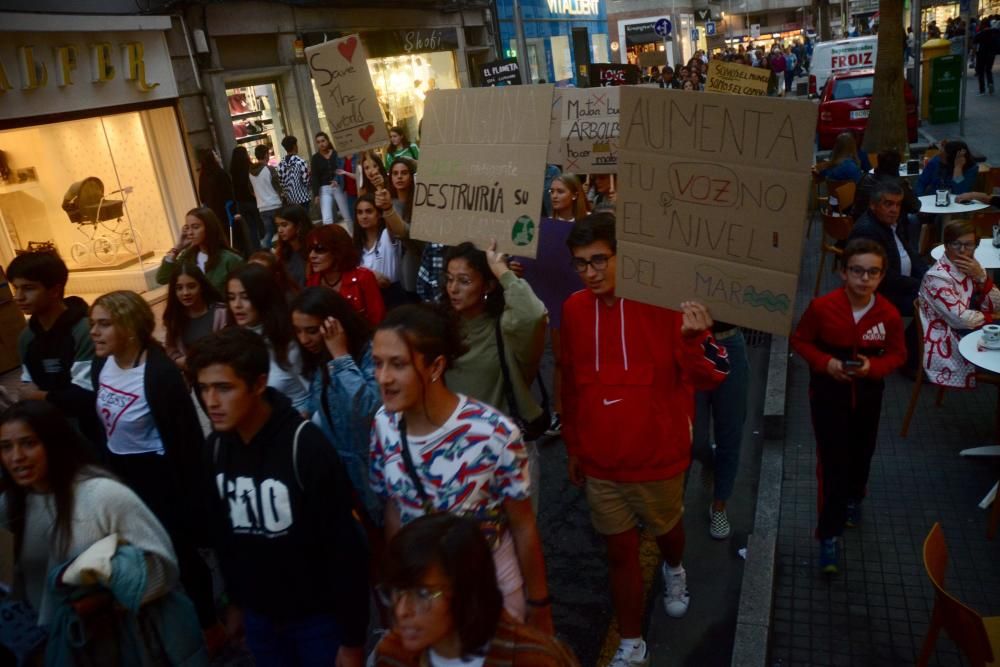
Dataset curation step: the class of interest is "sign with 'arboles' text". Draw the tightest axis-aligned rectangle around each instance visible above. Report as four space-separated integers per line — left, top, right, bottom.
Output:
306 34 388 153
550 87 621 174
410 85 554 258
615 88 817 334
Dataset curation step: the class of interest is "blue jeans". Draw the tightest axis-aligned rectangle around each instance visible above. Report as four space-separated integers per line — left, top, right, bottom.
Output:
692 331 750 503
243 610 342 667
319 184 351 225
260 208 278 249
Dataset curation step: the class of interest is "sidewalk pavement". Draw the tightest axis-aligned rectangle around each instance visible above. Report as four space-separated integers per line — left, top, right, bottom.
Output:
770 215 1000 665
920 62 1000 165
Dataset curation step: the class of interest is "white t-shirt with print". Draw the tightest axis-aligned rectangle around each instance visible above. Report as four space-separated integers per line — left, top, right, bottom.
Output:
360 228 402 285
97 359 164 456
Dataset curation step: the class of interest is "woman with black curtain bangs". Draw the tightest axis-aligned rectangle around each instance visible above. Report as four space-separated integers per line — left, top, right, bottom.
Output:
163 263 229 371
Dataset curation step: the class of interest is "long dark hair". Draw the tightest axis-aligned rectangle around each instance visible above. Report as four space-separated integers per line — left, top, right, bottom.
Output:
389 156 417 222
274 204 314 265
249 251 300 298
352 194 387 256
443 243 505 318
229 146 252 193
227 263 294 368
387 125 412 150
197 148 223 177
360 150 395 197
163 264 225 352
383 513 502 657
291 287 372 376
185 206 234 271
0 401 106 559
942 139 970 169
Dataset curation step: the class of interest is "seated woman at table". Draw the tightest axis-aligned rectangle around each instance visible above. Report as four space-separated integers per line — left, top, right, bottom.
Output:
916 140 979 196
817 133 863 184
955 191 1000 207
918 219 1000 388
851 149 922 219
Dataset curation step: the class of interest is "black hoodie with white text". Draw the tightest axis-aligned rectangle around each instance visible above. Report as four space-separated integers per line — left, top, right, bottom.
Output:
202 389 369 646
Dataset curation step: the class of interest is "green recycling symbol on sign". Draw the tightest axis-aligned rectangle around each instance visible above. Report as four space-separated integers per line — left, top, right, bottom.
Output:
512 216 535 246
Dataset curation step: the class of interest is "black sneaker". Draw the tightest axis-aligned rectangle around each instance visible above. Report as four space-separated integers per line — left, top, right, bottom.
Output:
545 411 562 436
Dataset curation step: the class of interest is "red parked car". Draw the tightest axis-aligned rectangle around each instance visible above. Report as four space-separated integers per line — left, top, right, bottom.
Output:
816 69 918 150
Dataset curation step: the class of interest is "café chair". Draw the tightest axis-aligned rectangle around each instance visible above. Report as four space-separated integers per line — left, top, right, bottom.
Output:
972 211 1000 239
902 299 1000 439
826 180 856 216
813 213 853 297
867 152 879 170
986 166 1000 194
916 522 1000 667
923 147 941 164
808 160 833 238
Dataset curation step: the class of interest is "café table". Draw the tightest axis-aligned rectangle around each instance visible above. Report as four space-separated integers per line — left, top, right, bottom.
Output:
869 165 922 180
918 194 991 218
956 330 1000 509
930 239 1000 269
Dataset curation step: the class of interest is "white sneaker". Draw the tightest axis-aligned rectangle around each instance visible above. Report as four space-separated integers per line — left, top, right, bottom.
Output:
609 639 650 667
661 564 690 618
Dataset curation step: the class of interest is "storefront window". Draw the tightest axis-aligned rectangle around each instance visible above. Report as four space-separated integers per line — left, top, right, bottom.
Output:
366 52 459 145
591 33 610 62
0 107 191 299
550 35 573 81
226 83 286 164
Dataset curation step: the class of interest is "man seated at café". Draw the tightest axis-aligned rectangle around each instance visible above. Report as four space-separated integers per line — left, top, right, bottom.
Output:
851 150 922 220
848 181 928 372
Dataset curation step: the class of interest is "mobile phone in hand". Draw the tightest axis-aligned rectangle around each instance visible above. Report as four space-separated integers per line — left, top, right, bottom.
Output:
842 359 863 374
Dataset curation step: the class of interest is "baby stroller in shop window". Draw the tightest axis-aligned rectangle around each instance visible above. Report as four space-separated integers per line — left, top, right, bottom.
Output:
62 177 142 265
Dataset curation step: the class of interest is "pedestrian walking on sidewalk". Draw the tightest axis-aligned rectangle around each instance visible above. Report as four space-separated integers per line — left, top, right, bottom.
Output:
558 214 729 666
791 239 906 575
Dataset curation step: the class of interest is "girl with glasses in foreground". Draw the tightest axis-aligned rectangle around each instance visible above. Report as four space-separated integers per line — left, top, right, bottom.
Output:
373 513 577 667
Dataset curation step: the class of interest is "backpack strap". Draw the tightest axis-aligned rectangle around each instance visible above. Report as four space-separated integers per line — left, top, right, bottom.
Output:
292 420 308 492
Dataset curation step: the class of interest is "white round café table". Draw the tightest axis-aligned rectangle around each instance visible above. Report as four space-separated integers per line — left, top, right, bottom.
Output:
918 194 991 216
869 166 922 179
930 239 1000 269
957 330 1000 459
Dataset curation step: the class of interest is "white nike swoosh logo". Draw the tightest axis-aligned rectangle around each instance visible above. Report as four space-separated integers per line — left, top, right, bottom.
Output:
603 398 623 406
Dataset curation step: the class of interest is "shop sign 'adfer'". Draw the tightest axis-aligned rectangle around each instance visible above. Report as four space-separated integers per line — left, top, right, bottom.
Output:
550 87 620 174
306 34 389 153
410 85 555 258
615 88 817 335
705 60 770 96
0 31 177 122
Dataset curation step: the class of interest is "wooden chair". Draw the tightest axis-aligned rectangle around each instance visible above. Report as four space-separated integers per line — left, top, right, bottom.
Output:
902 298 1000 439
917 523 1000 666
813 213 853 297
867 152 879 170
986 166 1000 194
833 181 857 213
809 161 833 238
923 147 941 163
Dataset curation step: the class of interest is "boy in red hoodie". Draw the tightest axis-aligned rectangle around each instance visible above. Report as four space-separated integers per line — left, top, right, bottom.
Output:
560 213 729 667
791 238 906 574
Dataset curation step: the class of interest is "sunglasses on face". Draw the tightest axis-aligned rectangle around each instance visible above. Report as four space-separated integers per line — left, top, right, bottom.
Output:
309 244 329 254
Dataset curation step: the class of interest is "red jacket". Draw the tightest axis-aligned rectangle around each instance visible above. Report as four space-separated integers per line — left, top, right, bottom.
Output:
791 287 905 380
306 267 385 326
560 291 730 482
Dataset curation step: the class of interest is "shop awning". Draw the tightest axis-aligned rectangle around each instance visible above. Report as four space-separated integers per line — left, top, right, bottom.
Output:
1 12 172 31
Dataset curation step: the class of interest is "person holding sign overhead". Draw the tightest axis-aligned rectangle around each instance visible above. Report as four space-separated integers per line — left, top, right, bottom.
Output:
559 214 729 667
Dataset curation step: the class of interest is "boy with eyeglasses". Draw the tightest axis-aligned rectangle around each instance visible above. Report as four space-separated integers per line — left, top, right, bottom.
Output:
559 213 730 667
791 238 906 574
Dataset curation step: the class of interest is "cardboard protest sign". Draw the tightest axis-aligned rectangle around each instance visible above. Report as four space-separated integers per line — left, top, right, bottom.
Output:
550 87 621 174
589 64 640 87
705 60 771 96
547 89 565 165
306 34 389 152
410 85 554 257
616 87 817 335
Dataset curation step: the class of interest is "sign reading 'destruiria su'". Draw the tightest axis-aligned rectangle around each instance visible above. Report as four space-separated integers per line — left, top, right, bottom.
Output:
410 85 554 258
306 34 389 153
615 87 817 335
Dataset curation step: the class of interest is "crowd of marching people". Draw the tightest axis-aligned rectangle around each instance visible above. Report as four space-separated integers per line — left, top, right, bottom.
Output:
0 115 749 667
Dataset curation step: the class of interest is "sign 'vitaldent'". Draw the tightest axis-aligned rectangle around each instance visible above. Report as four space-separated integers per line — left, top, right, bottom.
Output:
0 31 177 122
410 85 554 258
615 87 817 335
306 34 389 153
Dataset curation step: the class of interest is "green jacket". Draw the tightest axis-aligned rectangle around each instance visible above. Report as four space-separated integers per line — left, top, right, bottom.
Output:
446 271 547 423
155 248 245 295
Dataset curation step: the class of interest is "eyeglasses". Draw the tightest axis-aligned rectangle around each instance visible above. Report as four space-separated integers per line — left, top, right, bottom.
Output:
571 254 614 273
947 241 977 251
847 266 884 278
375 585 448 613
308 244 329 254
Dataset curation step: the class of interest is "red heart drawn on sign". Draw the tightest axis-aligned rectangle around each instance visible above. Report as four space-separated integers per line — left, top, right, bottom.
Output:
359 125 375 142
337 37 358 63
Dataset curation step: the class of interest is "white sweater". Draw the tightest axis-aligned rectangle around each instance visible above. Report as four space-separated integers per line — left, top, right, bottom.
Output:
0 471 177 624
